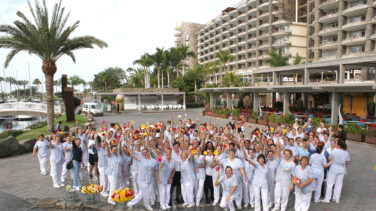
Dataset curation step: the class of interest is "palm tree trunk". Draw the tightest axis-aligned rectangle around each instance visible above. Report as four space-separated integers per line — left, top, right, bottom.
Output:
162 69 164 88
182 59 186 75
194 79 197 103
45 73 55 133
157 69 160 88
167 68 170 88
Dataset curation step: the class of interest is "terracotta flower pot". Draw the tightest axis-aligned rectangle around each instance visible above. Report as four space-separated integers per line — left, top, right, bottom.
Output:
258 119 268 125
248 118 257 124
347 133 363 142
269 121 279 127
365 136 376 144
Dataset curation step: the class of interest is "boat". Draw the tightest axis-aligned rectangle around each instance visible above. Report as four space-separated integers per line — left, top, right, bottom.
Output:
16 115 36 121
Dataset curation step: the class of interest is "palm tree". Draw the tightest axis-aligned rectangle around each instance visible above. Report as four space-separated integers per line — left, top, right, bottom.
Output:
178 45 195 76
68 75 84 91
53 80 60 93
215 50 234 73
151 48 165 88
184 64 206 103
33 78 41 91
5 77 16 94
0 76 4 98
18 80 28 97
222 72 241 87
293 53 302 65
0 0 107 131
133 53 153 88
266 49 288 67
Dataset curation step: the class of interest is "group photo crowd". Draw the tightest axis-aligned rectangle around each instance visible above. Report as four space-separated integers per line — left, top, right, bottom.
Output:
32 117 350 211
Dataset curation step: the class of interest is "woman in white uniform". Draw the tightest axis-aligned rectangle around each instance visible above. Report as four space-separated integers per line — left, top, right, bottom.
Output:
248 154 271 211
105 142 127 205
215 166 238 211
322 140 350 204
180 150 196 208
309 142 332 202
272 149 295 211
292 156 314 211
50 136 65 188
266 150 280 209
95 137 108 197
210 146 225 206
61 136 73 183
243 148 255 208
193 147 206 206
218 149 247 209
129 140 142 196
33 134 50 176
156 147 176 210
127 148 158 211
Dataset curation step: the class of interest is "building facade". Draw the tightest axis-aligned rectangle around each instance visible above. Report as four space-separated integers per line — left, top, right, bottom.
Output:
174 22 204 70
197 0 308 85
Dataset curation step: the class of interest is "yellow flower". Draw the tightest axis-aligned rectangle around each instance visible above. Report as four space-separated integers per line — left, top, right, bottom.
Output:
178 115 182 118
203 151 207 156
192 150 197 155
271 127 275 132
213 150 219 156
143 132 148 136
282 129 287 133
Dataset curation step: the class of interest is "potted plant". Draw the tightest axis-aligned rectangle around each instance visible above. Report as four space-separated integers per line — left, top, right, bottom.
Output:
231 109 240 120
211 107 219 117
219 108 230 118
365 128 376 144
367 101 375 117
344 123 365 142
268 113 279 127
248 111 258 124
258 114 268 125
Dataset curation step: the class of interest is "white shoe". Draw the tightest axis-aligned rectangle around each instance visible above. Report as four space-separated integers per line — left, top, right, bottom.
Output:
53 185 60 188
196 203 200 207
101 192 109 197
145 206 153 211
251 204 255 208
165 204 171 209
108 200 116 205
187 204 195 208
237 205 242 209
272 207 280 211
182 203 188 207
160 205 167 210
59 184 65 187
321 199 330 203
244 204 249 208
40 172 43 175
75 186 80 191
269 204 273 208
212 202 217 206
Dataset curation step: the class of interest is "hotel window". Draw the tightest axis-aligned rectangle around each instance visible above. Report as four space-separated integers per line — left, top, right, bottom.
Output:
349 15 365 23
349 45 365 54
321 49 337 57
348 31 365 38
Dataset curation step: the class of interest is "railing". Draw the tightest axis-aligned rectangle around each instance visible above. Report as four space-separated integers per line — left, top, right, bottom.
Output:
0 102 62 114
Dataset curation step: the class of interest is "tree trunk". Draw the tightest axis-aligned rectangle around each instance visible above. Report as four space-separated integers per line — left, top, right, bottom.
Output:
194 79 197 103
162 69 164 89
182 59 186 75
167 68 170 88
45 73 55 133
157 69 160 88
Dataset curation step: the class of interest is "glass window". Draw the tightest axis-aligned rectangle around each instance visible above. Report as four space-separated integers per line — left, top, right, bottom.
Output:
349 45 365 54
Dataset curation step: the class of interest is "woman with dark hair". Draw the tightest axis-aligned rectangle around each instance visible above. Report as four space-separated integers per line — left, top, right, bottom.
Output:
266 150 280 209
248 154 271 211
156 147 176 210
215 166 238 211
309 142 332 202
292 156 314 211
322 140 350 204
180 150 196 208
203 148 214 204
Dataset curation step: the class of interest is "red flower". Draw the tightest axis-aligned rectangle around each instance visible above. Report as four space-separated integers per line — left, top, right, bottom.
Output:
134 130 140 134
102 120 106 124
172 128 177 131
208 112 212 116
223 144 228 148
157 156 162 163
242 120 245 125
215 166 221 172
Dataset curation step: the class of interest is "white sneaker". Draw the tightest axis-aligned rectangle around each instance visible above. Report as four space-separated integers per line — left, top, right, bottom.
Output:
269 204 273 208
321 199 330 203
251 204 255 208
101 192 109 197
145 206 153 211
75 186 80 191
212 202 217 206
196 203 200 207
165 204 171 209
40 172 43 175
160 205 167 210
272 207 280 211
59 184 65 187
182 203 188 207
53 185 60 188
108 200 116 205
187 204 195 208
244 204 249 208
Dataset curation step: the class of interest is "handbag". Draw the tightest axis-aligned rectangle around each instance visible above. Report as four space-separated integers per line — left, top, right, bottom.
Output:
66 159 73 170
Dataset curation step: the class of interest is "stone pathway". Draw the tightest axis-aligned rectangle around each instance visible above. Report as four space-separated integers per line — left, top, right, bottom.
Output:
0 109 375 210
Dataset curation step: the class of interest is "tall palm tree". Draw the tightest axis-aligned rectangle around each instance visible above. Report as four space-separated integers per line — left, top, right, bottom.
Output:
33 78 41 91
0 0 107 131
185 64 206 103
178 45 195 76
215 50 234 73
266 48 288 67
133 53 153 88
18 80 28 97
151 48 165 88
5 76 16 94
222 72 241 87
0 76 4 98
68 75 84 91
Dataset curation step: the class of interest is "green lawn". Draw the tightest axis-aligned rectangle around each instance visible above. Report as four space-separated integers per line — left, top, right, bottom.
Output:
16 114 88 141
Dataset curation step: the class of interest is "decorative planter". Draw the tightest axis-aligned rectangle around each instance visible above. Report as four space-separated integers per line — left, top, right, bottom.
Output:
85 194 97 205
365 136 376 144
347 133 364 142
258 119 268 125
66 191 78 202
232 116 239 121
269 121 279 127
248 118 257 124
219 114 228 118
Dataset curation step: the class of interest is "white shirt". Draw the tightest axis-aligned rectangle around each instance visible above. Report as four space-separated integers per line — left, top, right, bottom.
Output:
275 159 296 187
293 165 314 194
62 142 73 160
159 158 176 184
329 148 350 175
50 142 65 164
218 174 238 195
34 140 50 158
310 153 327 179
88 139 96 154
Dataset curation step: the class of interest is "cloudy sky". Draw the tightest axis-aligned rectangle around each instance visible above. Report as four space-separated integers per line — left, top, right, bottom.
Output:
0 0 240 92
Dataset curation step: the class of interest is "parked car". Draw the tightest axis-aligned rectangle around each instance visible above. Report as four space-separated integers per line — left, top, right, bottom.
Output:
82 102 103 116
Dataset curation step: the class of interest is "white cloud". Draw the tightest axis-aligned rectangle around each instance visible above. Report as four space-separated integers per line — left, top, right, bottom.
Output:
0 0 240 92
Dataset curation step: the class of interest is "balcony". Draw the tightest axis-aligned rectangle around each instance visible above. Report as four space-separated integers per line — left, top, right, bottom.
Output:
258 12 270 20
272 41 291 47
259 1 270 10
258 33 270 40
319 27 338 36
249 27 257 33
238 13 246 19
342 3 368 17
238 40 247 46
248 18 257 25
258 23 270 30
238 31 247 37
319 42 338 50
370 34 376 40
372 16 376 24
258 43 270 50
272 19 290 26
319 13 339 23
259 54 270 60
319 0 339 10
341 36 366 45
248 47 257 52
272 10 283 17
273 30 291 37
342 21 367 31
248 8 257 15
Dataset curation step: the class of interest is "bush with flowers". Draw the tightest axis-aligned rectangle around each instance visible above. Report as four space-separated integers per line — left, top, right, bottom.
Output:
111 188 134 203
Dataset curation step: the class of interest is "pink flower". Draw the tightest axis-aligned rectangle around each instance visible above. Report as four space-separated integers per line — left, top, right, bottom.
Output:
216 166 221 171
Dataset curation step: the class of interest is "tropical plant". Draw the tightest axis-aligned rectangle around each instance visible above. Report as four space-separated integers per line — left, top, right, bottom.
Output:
184 64 206 102
0 0 108 131
222 72 241 87
345 123 365 135
18 80 29 97
232 108 240 117
133 53 153 88
68 75 84 91
293 53 302 65
215 50 234 73
177 45 195 76
5 76 16 94
249 111 258 119
92 67 125 91
125 67 145 88
266 49 288 67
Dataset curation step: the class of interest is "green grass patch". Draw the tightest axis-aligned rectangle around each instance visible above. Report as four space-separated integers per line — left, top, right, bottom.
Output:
0 130 24 139
16 114 88 141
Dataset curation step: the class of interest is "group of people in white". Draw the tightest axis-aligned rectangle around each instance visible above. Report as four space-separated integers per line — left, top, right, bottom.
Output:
32 118 350 211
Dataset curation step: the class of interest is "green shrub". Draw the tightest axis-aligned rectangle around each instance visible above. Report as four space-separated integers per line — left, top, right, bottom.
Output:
267 113 277 122
0 130 24 139
232 108 240 117
312 116 321 127
276 113 295 124
344 123 365 135
249 111 257 119
27 121 47 130
220 108 230 115
211 107 219 114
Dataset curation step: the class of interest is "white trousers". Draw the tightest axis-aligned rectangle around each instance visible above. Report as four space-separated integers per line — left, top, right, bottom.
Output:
51 162 63 186
82 151 89 167
313 178 324 201
212 180 220 204
107 175 121 203
61 161 73 181
158 183 171 207
269 182 275 206
274 182 290 211
128 182 151 207
242 180 249 205
220 194 236 211
194 179 205 204
38 155 48 174
181 182 195 206
235 180 243 207
253 186 269 211
248 182 255 206
325 172 344 202
131 171 139 196
98 167 108 194
294 191 312 211
149 179 157 204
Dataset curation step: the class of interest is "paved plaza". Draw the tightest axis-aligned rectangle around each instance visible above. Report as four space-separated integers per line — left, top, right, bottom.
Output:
0 109 375 211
